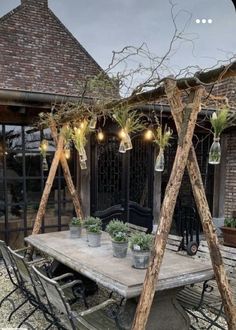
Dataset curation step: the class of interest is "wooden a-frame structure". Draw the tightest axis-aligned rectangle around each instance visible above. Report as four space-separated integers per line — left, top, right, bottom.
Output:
29 61 236 329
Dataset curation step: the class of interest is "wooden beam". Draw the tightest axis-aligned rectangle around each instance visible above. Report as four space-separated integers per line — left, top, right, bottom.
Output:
165 79 236 329
131 86 204 330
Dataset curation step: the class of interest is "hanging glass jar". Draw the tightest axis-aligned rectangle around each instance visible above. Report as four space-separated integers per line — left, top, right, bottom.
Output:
119 139 126 153
78 145 87 162
80 160 87 170
64 142 71 160
155 148 165 172
209 136 221 165
89 116 97 130
123 132 133 151
42 156 48 171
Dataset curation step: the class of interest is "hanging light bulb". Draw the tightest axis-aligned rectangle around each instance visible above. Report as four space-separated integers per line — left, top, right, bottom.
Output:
39 139 48 153
97 129 104 141
42 157 48 171
209 136 221 165
119 129 126 139
144 128 153 141
155 148 165 172
89 115 97 130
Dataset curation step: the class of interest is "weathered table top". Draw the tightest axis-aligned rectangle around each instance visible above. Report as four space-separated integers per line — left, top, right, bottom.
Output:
25 230 214 298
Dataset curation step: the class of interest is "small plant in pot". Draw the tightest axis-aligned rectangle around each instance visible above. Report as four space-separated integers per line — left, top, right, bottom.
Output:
221 216 236 248
129 232 153 269
69 217 82 238
85 217 102 247
106 220 129 258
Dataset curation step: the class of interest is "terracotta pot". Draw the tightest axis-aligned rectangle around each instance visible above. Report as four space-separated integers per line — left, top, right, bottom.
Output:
221 226 236 248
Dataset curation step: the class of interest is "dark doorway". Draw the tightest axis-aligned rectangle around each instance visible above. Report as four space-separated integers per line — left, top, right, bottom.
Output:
90 131 154 232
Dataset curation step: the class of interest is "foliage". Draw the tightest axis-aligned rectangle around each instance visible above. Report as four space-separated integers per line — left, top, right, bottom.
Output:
84 217 102 233
129 232 153 251
153 124 172 149
61 125 73 144
39 139 48 157
72 120 89 151
87 222 102 234
210 107 229 138
106 220 128 242
112 107 144 134
70 217 82 226
224 218 236 228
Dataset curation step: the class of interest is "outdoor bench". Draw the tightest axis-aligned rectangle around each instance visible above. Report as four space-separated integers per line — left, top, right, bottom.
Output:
177 240 236 329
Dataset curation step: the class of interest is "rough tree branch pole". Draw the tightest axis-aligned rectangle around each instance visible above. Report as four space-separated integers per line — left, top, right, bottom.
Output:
131 86 204 329
50 122 84 220
165 79 236 329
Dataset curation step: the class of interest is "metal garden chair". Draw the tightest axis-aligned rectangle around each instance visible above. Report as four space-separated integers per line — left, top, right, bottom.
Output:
8 247 54 329
0 240 28 309
33 265 122 330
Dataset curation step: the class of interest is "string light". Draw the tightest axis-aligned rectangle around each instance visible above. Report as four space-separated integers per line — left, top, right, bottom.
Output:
97 129 104 141
119 129 126 139
144 129 153 141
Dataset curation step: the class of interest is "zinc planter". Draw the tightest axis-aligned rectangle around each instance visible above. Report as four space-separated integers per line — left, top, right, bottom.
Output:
132 250 151 269
70 225 82 239
221 226 236 248
88 232 102 247
112 241 128 258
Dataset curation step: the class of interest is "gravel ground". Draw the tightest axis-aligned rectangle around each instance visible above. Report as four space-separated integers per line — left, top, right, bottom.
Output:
0 261 228 330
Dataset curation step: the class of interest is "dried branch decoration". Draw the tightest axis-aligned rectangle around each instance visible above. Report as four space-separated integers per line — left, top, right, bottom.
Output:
153 124 172 150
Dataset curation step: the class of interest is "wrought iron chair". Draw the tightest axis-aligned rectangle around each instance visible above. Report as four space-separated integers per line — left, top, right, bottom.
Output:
0 240 28 309
8 247 54 329
33 265 122 330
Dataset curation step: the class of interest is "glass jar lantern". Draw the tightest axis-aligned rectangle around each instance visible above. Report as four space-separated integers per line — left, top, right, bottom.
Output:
209 137 221 165
155 148 165 172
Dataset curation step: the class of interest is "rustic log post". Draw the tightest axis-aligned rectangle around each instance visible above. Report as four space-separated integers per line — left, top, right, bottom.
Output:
165 79 236 329
50 122 84 220
25 131 65 259
131 86 204 330
31 132 65 235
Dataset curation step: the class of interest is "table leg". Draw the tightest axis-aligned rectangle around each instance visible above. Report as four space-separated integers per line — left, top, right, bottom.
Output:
122 288 190 330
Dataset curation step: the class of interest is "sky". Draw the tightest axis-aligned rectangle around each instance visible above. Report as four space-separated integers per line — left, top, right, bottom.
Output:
0 0 235 83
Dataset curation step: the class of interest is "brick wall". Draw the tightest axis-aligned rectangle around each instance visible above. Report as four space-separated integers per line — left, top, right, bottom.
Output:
224 129 236 217
0 0 107 97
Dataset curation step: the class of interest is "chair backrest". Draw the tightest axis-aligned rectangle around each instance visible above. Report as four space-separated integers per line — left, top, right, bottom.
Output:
0 240 12 266
0 240 19 285
195 241 236 278
166 234 183 252
32 265 71 316
127 223 148 237
8 247 32 284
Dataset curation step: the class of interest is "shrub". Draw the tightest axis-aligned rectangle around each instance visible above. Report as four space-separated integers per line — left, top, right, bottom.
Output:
129 232 153 251
106 220 128 242
85 217 102 234
70 217 82 226
224 218 236 228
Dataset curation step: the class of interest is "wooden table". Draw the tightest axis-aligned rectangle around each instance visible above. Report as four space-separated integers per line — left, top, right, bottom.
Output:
25 230 214 330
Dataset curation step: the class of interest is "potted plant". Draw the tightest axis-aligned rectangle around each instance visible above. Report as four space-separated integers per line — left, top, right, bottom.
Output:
85 217 102 247
221 216 236 248
69 217 82 238
106 220 129 258
129 232 153 269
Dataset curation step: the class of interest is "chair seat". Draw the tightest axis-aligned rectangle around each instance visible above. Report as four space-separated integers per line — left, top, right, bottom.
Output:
75 309 119 330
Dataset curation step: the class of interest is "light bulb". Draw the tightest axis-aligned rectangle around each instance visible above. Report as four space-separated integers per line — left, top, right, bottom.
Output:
64 148 71 159
97 130 104 141
144 129 153 140
119 129 126 139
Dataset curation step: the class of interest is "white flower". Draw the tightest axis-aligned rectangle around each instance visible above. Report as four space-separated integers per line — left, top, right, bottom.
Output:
212 112 217 120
